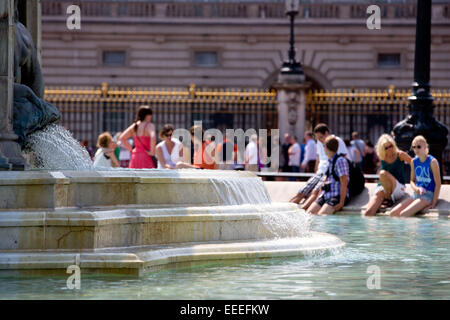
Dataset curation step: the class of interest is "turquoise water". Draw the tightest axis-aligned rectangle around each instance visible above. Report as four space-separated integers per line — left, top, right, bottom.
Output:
1 215 449 300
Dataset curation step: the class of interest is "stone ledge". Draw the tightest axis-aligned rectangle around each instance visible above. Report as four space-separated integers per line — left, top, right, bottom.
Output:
0 171 70 185
0 232 344 275
0 203 303 250
0 203 299 227
0 169 264 209
264 181 450 217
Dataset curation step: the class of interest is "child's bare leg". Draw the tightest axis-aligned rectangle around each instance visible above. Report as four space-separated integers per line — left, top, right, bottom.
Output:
290 192 306 204
318 204 335 215
389 198 414 217
306 202 321 215
399 199 430 217
301 189 319 210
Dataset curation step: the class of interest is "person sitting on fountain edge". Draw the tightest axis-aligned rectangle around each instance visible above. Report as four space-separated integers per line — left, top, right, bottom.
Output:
363 134 411 216
307 136 350 215
155 124 195 169
93 132 120 168
388 135 441 217
289 123 347 210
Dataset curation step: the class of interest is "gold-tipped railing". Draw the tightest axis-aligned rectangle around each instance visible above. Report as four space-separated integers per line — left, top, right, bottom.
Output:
44 84 450 172
306 86 450 147
44 83 278 146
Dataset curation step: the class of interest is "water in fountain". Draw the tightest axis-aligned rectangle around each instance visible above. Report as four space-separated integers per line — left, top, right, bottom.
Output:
23 124 94 170
260 205 312 239
210 176 312 239
210 176 271 205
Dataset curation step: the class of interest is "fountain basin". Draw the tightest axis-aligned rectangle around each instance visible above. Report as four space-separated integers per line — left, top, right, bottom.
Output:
0 170 344 275
0 233 343 276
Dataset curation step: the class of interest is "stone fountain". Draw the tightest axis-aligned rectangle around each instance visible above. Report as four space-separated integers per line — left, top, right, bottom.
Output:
0 169 344 275
0 0 344 276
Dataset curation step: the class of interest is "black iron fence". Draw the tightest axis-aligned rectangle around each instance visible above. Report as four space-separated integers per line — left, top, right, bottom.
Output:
44 83 278 147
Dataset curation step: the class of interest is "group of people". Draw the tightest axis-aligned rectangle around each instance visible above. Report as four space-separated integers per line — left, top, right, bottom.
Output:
84 106 441 218
364 134 441 217
281 131 378 175
288 123 441 217
87 105 265 171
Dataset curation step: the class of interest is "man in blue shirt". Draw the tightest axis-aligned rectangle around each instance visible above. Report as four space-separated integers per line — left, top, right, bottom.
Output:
307 136 349 215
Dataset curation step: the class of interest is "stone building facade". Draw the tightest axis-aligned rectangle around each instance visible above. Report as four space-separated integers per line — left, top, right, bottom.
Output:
40 0 450 90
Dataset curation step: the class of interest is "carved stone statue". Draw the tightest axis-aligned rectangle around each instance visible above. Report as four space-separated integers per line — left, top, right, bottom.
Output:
12 1 60 147
14 15 44 98
13 83 60 146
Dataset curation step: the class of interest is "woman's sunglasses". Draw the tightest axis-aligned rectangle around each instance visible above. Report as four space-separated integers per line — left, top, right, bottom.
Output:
411 145 422 149
384 145 393 151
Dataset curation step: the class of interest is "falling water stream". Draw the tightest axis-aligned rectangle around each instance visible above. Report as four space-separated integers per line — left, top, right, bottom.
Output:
23 124 94 170
210 177 312 238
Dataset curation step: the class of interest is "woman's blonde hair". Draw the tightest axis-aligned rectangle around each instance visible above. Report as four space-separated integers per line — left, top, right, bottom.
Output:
97 132 113 148
376 134 399 161
412 135 429 154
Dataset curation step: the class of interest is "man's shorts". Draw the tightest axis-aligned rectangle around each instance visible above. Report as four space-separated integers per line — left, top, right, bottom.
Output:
316 195 350 207
373 178 407 202
299 173 326 197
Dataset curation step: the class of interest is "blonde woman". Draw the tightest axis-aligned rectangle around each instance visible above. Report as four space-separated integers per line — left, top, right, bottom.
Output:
389 136 441 217
364 134 412 216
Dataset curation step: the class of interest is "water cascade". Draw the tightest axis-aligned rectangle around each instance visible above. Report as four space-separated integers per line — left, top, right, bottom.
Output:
24 124 94 170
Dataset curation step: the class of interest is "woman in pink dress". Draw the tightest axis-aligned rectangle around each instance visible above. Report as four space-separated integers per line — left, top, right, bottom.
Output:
119 106 156 169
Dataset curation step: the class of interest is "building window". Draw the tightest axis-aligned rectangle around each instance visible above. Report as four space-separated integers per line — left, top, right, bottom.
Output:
194 51 218 67
103 50 126 66
377 53 401 68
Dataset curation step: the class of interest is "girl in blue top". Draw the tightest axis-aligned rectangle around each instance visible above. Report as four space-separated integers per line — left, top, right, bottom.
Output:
389 136 441 217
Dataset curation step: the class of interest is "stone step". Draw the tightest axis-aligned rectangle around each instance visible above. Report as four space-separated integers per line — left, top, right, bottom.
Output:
0 169 267 209
0 232 344 275
0 203 305 250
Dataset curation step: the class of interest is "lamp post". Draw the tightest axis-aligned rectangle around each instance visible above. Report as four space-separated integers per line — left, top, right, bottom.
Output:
393 0 448 176
274 0 309 157
279 0 305 83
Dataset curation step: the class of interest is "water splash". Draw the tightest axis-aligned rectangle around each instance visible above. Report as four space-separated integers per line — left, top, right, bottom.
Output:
210 176 312 238
259 205 313 238
23 124 94 170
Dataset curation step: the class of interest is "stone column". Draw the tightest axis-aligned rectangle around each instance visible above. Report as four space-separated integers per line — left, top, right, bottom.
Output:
0 0 25 170
274 82 310 143
154 3 166 18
